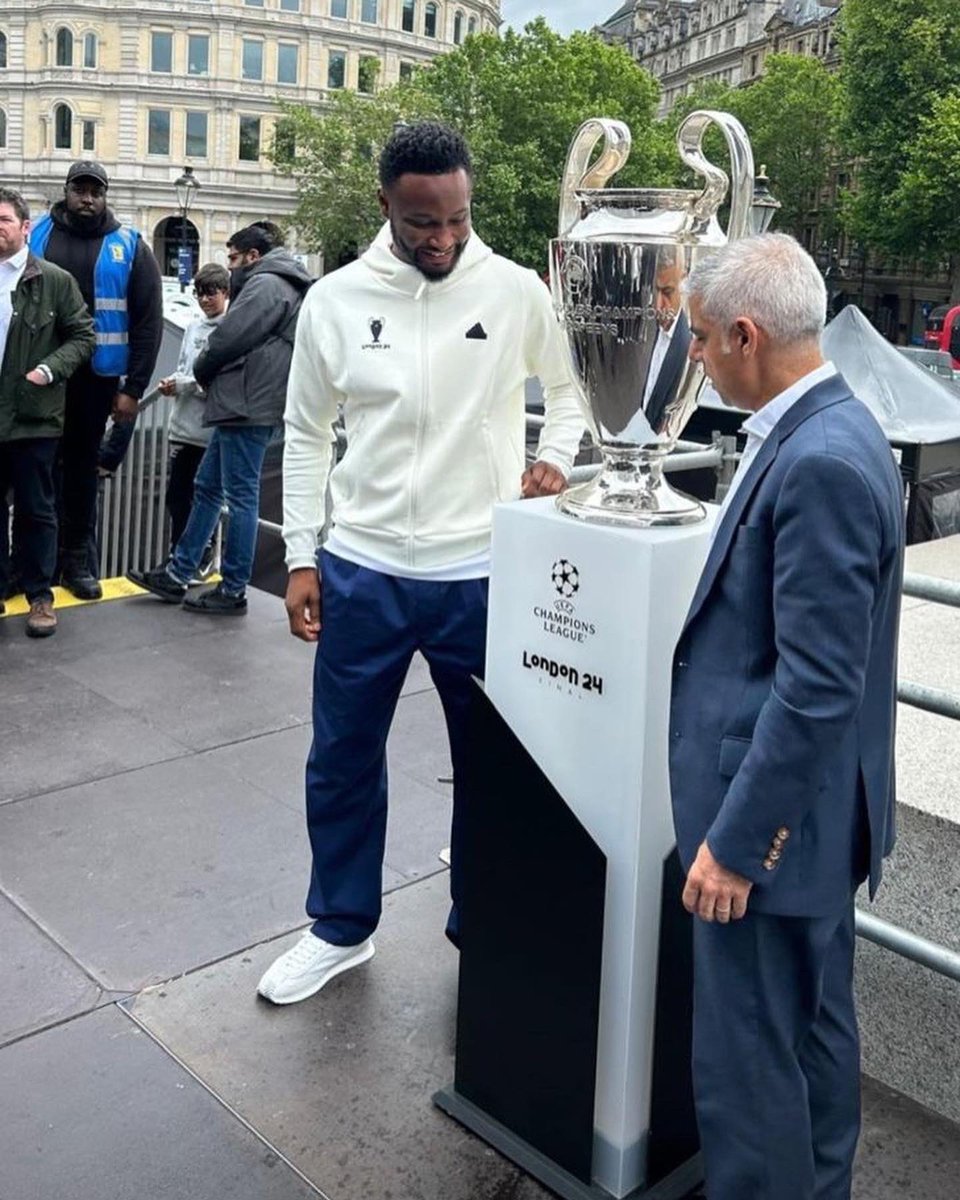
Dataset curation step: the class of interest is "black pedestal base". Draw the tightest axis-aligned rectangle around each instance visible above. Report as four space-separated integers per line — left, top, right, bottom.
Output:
433 1088 703 1200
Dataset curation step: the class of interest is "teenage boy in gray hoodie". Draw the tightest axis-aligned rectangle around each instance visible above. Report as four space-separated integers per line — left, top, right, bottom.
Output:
158 263 229 553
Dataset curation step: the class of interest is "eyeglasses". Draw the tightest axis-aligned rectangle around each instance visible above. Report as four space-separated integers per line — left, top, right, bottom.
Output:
193 285 224 297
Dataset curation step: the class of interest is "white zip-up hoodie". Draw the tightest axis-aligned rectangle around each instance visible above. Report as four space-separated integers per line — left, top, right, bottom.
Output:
282 224 585 572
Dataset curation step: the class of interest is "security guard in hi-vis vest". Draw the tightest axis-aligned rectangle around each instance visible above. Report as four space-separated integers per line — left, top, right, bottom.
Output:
29 160 162 599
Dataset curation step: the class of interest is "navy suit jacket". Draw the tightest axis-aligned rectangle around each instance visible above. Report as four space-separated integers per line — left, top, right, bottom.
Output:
669 374 905 917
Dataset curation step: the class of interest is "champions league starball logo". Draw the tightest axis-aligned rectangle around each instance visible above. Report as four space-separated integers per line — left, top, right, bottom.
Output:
551 558 580 600
531 559 596 645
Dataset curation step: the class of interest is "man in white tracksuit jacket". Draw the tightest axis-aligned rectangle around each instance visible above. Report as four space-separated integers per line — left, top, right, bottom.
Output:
258 121 585 1005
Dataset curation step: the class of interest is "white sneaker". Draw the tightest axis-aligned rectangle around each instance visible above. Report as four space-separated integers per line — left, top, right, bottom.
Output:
257 930 375 1005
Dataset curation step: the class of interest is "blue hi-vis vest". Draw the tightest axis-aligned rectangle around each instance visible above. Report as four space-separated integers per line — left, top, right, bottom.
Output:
29 213 138 378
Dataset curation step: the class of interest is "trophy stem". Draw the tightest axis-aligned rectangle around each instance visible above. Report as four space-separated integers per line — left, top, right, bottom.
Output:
556 445 706 528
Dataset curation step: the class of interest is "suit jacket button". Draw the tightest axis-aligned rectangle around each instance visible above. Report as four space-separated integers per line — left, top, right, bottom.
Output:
762 858 775 871
772 836 783 849
777 827 790 840
768 848 781 861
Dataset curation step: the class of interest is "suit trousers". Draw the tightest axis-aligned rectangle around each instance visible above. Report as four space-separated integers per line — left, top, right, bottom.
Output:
692 903 860 1200
304 550 488 947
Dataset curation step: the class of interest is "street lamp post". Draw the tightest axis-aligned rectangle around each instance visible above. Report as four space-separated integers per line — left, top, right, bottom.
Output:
173 166 201 293
750 165 781 236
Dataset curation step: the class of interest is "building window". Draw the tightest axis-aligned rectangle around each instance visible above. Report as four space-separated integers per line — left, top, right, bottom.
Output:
277 43 299 85
468 16 476 34
186 111 208 157
0 33 6 70
361 0 378 21
245 0 265 6
82 119 95 151
750 53 758 76
239 115 261 161
151 31 173 73
242 39 264 81
0 109 6 148
331 0 348 17
453 10 463 43
148 109 170 155
82 33 97 69
399 60 414 82
327 50 346 88
188 35 209 76
424 2 438 37
56 28 74 67
54 103 72 148
358 55 379 93
280 0 301 9
402 0 416 33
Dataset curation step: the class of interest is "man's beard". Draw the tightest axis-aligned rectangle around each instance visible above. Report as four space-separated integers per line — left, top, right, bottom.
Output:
390 221 466 281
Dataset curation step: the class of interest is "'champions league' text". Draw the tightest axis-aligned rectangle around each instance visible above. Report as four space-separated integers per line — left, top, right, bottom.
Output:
533 605 596 644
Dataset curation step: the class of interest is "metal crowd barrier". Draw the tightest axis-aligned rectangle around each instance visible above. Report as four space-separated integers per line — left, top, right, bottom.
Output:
98 387 173 579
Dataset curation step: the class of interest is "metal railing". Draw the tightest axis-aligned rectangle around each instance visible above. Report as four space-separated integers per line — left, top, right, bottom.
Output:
98 387 172 579
855 569 960 984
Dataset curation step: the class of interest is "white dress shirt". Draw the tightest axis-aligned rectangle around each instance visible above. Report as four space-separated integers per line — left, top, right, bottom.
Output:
0 244 29 371
711 361 838 542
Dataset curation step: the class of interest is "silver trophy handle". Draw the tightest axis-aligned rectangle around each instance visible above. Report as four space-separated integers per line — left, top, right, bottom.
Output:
677 109 755 241
558 118 632 238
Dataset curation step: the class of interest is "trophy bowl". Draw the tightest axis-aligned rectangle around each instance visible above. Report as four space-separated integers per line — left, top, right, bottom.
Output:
551 112 757 527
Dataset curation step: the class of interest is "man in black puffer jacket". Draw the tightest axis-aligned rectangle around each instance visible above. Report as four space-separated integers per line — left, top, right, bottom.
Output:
129 223 312 614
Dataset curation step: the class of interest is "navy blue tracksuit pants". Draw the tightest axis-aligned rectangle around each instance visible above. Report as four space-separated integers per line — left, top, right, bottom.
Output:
305 550 488 947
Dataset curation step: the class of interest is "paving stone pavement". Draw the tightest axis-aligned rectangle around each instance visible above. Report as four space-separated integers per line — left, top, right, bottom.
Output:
1 592 958 1200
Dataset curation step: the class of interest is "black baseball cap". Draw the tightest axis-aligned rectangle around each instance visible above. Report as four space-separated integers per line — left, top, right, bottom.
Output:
65 160 109 188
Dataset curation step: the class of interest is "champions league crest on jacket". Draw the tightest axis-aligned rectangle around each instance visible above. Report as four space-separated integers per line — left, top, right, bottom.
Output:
363 316 389 350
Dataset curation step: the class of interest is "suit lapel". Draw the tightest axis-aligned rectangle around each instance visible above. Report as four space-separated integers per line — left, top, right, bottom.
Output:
646 312 690 432
682 373 854 634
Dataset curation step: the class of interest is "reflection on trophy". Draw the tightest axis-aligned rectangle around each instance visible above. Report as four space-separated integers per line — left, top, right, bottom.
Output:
550 110 757 526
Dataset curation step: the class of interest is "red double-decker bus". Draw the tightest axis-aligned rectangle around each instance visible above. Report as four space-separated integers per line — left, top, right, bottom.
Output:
924 303 960 368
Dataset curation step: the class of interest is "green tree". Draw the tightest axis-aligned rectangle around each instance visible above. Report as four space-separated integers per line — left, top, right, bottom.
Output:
275 20 669 271
735 56 841 237
840 0 960 282
891 88 960 278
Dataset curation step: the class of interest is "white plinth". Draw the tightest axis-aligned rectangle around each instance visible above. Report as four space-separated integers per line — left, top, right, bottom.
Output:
485 496 716 1198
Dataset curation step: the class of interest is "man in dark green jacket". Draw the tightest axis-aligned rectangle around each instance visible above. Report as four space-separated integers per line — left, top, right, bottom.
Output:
0 188 96 637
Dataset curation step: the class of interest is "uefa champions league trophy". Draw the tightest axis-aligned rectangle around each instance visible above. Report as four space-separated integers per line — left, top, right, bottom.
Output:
550 110 757 526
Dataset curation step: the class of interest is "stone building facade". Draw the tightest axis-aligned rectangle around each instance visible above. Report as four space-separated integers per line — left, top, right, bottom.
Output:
0 0 500 273
598 0 839 116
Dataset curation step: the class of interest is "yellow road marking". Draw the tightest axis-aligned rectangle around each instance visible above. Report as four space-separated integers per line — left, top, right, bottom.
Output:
1 574 220 618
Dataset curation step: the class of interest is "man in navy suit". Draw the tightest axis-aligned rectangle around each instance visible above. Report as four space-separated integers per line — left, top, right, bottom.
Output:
669 234 904 1200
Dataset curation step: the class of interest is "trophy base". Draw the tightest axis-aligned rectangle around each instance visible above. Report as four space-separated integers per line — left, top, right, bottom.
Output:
556 460 706 528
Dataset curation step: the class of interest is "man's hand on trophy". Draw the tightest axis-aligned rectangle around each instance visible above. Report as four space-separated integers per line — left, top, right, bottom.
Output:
521 461 567 498
682 841 752 924
286 567 323 643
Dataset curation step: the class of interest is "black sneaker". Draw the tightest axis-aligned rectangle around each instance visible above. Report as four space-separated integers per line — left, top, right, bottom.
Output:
127 567 187 603
183 583 247 615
